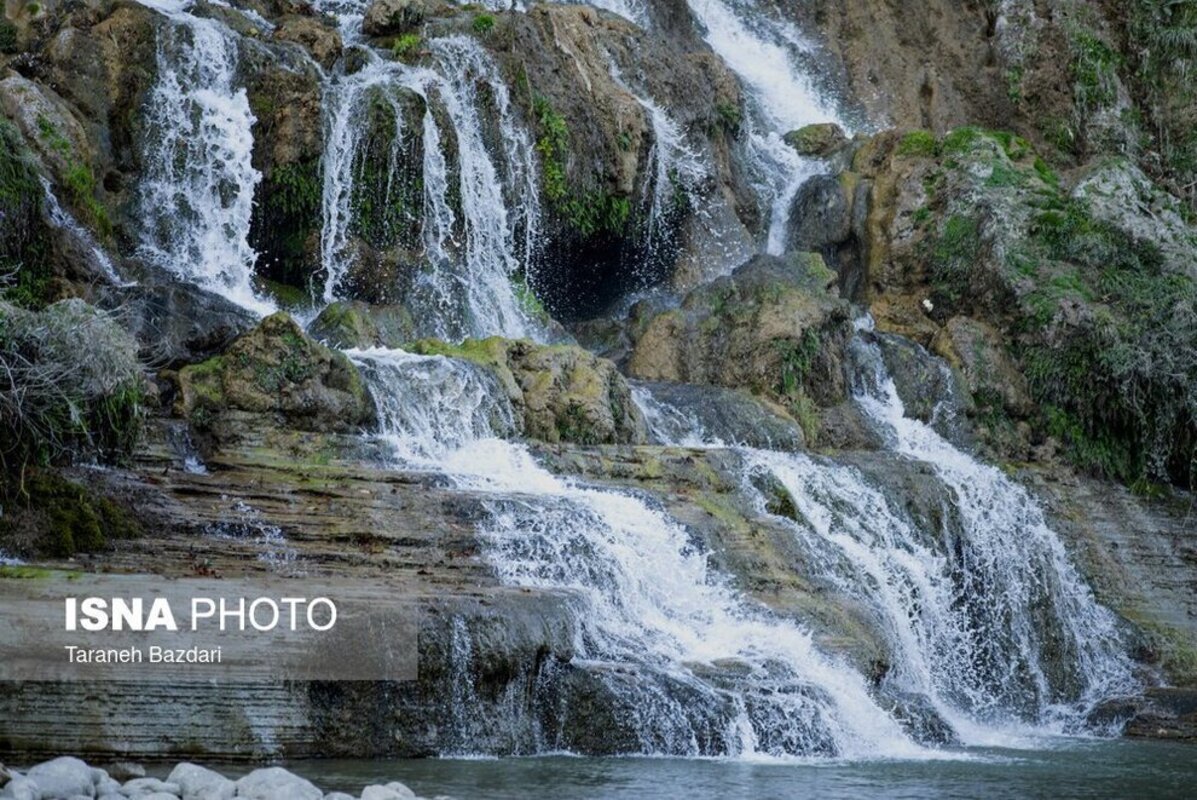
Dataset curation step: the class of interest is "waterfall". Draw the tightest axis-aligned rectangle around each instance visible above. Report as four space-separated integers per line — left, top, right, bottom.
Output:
634 326 1139 744
606 64 708 257
353 347 930 758
845 322 1139 736
682 0 843 253
134 0 273 314
316 0 539 340
39 177 126 286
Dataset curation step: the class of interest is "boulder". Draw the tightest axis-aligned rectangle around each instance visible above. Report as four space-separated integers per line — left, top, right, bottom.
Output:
783 123 849 157
361 783 417 800
627 253 852 415
97 280 257 368
785 174 854 263
165 762 234 800
362 0 427 37
103 762 145 782
0 75 94 191
272 16 343 70
122 777 183 797
0 776 37 800
636 381 806 451
307 300 415 350
174 313 377 435
410 338 647 446
234 767 322 800
22 757 96 798
930 316 1032 418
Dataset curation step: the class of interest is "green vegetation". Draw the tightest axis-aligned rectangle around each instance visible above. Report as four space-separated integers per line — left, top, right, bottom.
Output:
714 102 741 135
391 33 421 60
0 19 18 53
0 470 139 557
896 130 938 158
34 116 110 236
529 93 632 237
1018 197 1195 486
1069 30 1122 116
0 120 50 308
929 214 981 303
472 14 495 35
0 300 143 498
1126 0 1197 210
775 329 821 398
532 94 569 203
512 274 549 323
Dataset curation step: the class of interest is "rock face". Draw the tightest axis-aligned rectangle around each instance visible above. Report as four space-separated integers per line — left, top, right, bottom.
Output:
784 123 849 157
411 338 647 446
636 381 806 451
627 253 851 443
174 313 377 437
464 4 755 318
362 0 428 37
853 126 1197 487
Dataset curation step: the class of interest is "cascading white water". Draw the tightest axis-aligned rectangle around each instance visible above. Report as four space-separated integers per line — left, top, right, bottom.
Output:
134 0 273 314
351 347 929 758
845 321 1139 735
633 326 1139 744
682 0 844 253
606 65 708 254
317 17 539 340
319 57 418 301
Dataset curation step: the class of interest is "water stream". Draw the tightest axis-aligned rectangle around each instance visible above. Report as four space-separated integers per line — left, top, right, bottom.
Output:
134 0 273 314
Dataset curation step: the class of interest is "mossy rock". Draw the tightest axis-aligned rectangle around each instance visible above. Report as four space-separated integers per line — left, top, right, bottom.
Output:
783 123 849 157
175 313 377 435
410 337 646 445
627 253 851 416
0 471 140 558
308 300 416 349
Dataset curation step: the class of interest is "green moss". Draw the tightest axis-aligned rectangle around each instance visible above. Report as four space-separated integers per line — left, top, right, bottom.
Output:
929 214 982 302
0 565 59 579
472 13 495 35
0 19 18 53
392 32 421 59
896 130 939 158
940 127 985 155
512 275 549 324
0 471 140 558
714 102 741 135
409 336 511 368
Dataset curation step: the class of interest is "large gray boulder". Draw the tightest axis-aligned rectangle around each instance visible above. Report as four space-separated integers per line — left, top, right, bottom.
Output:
234 767 321 800
165 763 233 800
98 280 256 368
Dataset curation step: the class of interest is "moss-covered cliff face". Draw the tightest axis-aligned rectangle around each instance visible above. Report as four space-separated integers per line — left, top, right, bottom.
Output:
802 0 1197 215
826 126 1196 488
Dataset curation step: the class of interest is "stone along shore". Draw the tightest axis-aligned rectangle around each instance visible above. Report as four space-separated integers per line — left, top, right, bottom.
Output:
0 757 436 800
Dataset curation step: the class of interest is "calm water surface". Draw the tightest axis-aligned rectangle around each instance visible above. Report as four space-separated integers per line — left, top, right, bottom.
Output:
267 739 1196 799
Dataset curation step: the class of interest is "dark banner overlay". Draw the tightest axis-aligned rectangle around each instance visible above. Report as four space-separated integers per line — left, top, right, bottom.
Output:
0 572 418 682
